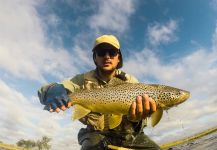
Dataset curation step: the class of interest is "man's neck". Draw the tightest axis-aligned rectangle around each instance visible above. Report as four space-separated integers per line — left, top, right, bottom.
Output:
96 68 116 83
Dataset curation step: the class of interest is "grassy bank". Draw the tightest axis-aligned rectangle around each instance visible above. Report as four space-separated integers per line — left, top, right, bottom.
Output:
0 143 28 150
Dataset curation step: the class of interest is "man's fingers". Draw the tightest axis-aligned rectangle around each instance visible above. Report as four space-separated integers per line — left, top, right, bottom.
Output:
55 108 60 113
60 105 66 111
130 101 136 120
56 99 65 107
136 96 143 119
50 103 58 111
143 94 150 118
67 102 73 107
129 94 157 120
149 97 157 112
59 99 67 110
48 101 72 112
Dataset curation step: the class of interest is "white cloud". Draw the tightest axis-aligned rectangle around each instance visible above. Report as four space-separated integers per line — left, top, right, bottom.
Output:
46 13 61 27
0 0 136 83
0 79 83 149
210 0 217 11
89 0 135 33
124 47 217 97
212 22 217 50
147 20 178 46
123 24 217 144
0 0 81 83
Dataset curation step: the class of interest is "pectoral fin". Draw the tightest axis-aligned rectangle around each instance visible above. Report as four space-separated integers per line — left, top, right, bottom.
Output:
108 114 123 129
72 104 91 120
151 107 163 127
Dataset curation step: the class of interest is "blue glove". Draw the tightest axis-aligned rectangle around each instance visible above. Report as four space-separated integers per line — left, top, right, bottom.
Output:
42 84 70 111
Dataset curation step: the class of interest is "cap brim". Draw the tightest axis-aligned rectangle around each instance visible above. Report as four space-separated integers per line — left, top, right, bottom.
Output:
92 43 119 52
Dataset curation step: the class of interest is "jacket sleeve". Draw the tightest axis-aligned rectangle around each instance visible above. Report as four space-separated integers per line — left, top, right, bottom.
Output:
61 74 84 93
37 74 84 103
38 83 57 104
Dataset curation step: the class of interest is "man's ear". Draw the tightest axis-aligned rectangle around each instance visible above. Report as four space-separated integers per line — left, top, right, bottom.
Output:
93 59 97 65
118 54 121 63
93 52 97 65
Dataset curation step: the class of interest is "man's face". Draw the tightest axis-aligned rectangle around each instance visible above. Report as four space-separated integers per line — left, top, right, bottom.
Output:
94 46 120 72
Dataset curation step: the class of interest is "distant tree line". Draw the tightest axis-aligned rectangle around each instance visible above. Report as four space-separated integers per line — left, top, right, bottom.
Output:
16 136 51 150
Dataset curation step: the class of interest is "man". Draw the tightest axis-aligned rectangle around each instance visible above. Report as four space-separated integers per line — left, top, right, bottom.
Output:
38 35 161 150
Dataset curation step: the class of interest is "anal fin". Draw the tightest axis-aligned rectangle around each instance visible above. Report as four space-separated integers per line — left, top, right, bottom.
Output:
108 114 123 129
72 104 91 120
151 107 163 127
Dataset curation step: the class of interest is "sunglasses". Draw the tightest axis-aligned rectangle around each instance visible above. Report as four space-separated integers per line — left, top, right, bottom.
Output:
95 49 119 57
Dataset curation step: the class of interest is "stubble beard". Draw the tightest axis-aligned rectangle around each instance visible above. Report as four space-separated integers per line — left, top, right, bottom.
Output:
97 66 116 75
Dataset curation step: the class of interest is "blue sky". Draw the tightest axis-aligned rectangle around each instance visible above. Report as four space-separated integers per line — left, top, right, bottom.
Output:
1 0 217 149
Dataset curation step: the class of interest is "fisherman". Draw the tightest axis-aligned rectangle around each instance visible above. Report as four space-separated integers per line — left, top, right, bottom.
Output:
38 34 161 150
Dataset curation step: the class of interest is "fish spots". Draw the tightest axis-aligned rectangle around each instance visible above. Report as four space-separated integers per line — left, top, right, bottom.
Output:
71 83 189 113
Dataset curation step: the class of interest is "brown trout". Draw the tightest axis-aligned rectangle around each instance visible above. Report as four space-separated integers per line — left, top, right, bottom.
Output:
69 81 190 129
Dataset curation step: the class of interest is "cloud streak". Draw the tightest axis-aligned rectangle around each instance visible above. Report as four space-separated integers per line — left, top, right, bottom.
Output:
0 79 83 149
213 22 217 49
89 0 135 33
0 0 81 83
147 20 178 46
123 22 217 144
210 0 217 11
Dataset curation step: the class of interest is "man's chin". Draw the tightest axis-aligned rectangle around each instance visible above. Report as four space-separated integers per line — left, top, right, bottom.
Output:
98 66 115 72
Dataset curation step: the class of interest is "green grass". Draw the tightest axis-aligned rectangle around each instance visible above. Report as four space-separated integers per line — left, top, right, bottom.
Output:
160 126 217 149
0 143 29 150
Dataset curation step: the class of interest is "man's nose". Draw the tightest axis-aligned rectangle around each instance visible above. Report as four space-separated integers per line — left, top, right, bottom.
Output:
104 52 110 58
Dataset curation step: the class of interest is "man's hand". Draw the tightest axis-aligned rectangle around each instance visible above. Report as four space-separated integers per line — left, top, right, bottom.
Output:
49 101 73 113
129 94 157 121
41 84 72 113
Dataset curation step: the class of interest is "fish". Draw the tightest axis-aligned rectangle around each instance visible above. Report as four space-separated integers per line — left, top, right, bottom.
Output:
69 80 190 129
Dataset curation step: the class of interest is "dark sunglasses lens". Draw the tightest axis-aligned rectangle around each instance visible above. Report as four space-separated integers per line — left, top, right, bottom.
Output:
96 50 106 57
96 49 118 57
108 49 118 56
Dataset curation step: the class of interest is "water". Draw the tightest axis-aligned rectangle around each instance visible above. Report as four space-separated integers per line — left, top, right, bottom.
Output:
165 130 217 150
